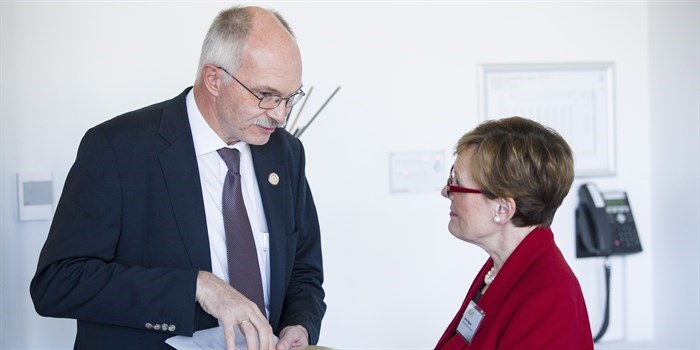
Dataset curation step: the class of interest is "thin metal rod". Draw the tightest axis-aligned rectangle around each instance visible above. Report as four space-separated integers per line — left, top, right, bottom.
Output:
296 86 341 138
287 86 313 133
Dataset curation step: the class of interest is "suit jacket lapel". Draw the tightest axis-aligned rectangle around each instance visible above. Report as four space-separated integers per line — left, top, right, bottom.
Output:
251 140 288 326
478 227 550 315
157 88 212 271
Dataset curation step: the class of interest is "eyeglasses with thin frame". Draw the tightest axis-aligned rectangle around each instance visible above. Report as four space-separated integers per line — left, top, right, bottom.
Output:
446 165 483 196
217 66 306 109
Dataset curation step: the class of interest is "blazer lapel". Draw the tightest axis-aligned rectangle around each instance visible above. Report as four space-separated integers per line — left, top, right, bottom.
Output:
478 227 551 315
157 88 212 271
251 139 288 326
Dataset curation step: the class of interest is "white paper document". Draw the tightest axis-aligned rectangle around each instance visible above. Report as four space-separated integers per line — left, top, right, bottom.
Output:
166 325 276 350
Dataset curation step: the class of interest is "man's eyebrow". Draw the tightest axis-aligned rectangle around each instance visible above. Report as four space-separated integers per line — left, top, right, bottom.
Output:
253 83 304 96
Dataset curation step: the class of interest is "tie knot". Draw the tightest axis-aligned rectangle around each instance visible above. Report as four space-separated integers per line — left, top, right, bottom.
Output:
217 147 241 174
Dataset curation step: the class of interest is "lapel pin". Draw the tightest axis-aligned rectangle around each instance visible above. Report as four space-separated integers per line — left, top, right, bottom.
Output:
268 172 280 186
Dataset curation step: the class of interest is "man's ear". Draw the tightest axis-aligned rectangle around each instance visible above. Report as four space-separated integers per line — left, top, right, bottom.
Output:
201 65 223 97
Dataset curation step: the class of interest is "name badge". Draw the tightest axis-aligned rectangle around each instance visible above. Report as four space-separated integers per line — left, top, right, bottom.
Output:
456 300 485 343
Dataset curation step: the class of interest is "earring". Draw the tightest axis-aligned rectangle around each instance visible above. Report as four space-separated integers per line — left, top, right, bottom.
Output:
494 216 501 223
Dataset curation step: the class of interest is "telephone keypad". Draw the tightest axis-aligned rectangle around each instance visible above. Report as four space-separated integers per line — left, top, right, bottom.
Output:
618 223 640 249
606 205 641 251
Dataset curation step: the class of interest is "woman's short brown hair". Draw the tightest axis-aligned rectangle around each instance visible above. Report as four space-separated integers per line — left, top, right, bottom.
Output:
456 116 574 227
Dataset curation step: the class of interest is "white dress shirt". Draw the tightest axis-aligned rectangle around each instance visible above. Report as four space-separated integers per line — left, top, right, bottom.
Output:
186 90 270 317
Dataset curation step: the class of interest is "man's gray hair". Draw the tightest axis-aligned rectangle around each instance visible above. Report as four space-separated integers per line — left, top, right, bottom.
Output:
195 6 295 82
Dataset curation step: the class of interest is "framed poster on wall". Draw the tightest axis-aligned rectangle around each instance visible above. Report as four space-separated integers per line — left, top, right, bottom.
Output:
478 62 615 177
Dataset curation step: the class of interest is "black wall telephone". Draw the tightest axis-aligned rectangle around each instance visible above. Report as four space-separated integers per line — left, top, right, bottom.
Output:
575 183 643 258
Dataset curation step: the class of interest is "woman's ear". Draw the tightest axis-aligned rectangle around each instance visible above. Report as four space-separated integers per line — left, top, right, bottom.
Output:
493 198 516 224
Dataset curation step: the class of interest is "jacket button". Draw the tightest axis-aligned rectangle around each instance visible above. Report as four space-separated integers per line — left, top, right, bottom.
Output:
161 323 168 331
145 323 153 329
153 324 161 330
168 324 176 332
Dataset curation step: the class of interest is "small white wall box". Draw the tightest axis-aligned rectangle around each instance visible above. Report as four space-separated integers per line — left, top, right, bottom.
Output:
389 150 446 193
17 172 54 221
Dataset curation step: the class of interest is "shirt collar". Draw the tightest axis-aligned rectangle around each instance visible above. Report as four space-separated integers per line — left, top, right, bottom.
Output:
186 89 250 156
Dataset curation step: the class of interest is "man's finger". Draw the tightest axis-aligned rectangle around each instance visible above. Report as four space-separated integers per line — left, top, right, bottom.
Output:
252 320 270 350
239 319 259 350
275 337 291 350
223 321 237 350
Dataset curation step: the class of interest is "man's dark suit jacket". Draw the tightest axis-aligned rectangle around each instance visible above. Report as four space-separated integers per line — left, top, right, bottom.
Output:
30 87 326 349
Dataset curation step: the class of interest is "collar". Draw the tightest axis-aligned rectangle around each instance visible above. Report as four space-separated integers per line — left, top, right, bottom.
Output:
186 89 250 156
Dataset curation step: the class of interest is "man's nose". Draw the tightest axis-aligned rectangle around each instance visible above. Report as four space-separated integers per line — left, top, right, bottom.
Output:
266 102 290 124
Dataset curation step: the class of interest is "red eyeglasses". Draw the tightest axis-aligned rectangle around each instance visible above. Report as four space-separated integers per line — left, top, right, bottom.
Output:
446 165 483 196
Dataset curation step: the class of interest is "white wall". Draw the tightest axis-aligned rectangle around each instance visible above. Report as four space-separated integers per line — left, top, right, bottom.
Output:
1 1 697 349
649 1 700 347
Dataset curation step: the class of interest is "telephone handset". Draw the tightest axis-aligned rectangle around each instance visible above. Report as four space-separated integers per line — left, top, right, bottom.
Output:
575 183 642 258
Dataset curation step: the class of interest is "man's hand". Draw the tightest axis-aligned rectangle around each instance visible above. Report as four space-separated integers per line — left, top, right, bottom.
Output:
276 325 309 350
196 271 276 350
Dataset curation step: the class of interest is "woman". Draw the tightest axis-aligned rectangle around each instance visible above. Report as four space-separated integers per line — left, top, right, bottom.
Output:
435 117 593 349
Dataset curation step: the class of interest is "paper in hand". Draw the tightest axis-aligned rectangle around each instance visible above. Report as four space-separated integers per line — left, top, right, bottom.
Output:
166 325 277 350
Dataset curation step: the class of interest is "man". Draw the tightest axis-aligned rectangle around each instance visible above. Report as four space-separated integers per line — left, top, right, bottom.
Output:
30 6 325 350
